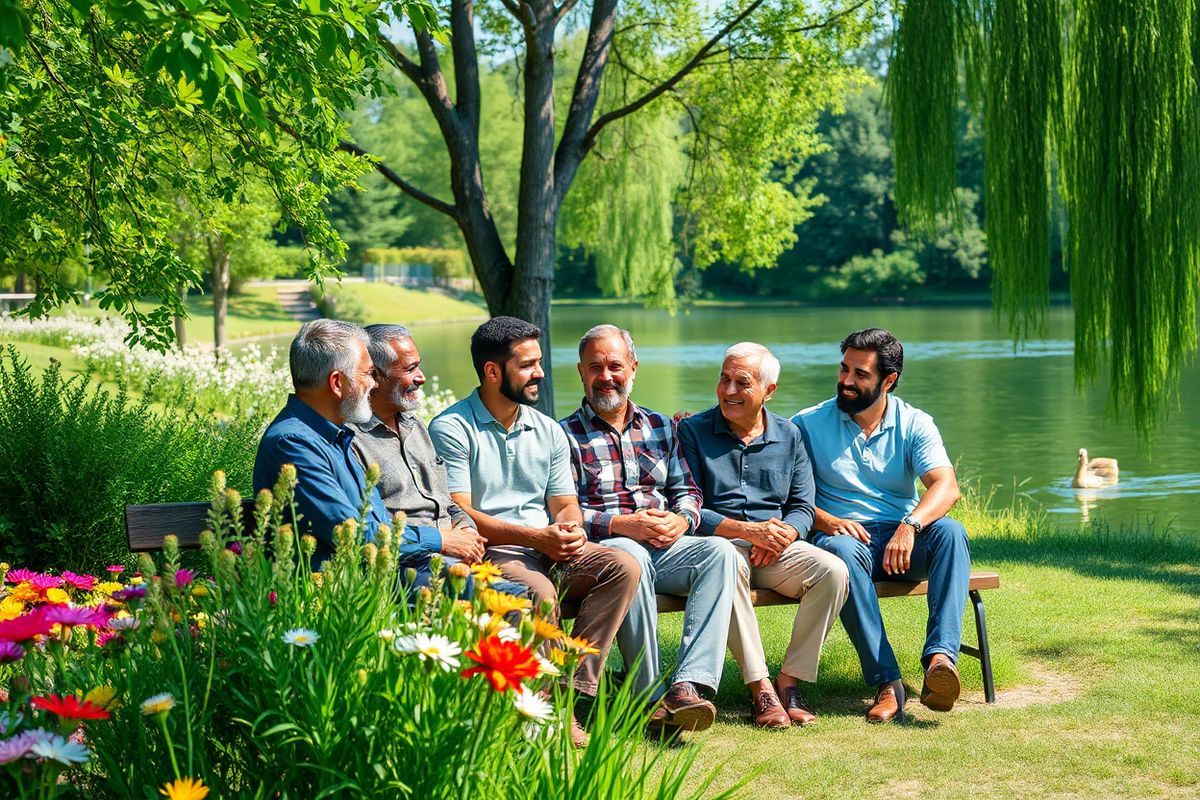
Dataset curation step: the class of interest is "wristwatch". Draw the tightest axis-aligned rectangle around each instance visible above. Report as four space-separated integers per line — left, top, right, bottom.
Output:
901 514 923 534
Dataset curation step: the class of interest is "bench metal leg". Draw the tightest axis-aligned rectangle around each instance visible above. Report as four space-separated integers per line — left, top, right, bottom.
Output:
967 589 995 703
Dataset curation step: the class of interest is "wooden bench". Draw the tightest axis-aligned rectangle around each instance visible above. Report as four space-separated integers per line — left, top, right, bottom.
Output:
127 500 999 703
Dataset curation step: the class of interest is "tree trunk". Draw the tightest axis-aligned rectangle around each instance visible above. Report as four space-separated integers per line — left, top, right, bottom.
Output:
174 281 187 351
211 241 231 356
14 273 26 293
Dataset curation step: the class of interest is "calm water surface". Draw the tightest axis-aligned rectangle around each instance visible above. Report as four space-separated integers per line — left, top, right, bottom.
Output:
260 305 1200 533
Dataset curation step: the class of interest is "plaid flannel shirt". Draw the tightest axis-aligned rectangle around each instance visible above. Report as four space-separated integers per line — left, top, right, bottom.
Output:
559 400 703 540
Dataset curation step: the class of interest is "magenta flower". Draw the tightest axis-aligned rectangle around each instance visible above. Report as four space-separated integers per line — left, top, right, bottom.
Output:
60 571 98 592
0 606 55 642
173 569 195 589
0 641 23 663
95 630 120 648
105 565 124 575
268 591 278 605
28 574 64 591
227 541 244 556
110 586 146 603
0 729 54 764
44 604 111 629
4 568 38 585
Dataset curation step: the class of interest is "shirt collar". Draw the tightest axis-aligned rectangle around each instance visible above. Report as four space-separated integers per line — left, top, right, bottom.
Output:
467 388 533 431
712 405 779 443
837 396 895 435
579 397 646 434
286 394 353 446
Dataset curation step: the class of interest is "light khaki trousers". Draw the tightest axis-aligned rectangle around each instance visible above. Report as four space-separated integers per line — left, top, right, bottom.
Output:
726 538 850 683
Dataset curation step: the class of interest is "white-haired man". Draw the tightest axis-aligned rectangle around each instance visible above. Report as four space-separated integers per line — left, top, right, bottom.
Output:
678 342 849 728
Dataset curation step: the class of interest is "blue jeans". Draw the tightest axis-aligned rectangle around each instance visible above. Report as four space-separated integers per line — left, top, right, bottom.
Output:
810 517 970 686
602 535 739 700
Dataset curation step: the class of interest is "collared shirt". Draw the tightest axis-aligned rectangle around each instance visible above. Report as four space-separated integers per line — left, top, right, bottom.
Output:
350 413 474 534
559 399 702 540
792 395 952 523
253 394 399 567
428 389 576 557
677 405 816 537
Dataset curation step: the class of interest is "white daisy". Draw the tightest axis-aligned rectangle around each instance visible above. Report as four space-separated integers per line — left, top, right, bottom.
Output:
411 633 462 671
282 628 320 647
377 628 396 643
536 654 561 678
497 626 522 644
513 686 553 724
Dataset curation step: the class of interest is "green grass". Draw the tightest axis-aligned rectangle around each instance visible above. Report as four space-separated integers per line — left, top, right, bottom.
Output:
645 493 1200 797
325 281 487 325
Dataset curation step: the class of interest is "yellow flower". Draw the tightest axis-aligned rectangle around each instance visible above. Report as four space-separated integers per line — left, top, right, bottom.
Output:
480 589 532 617
469 561 504 586
84 686 120 710
310 572 324 588
130 575 145 585
46 587 70 604
160 777 209 800
559 635 600 656
191 584 209 598
95 581 124 595
141 692 176 716
192 612 209 629
0 596 24 621
532 617 564 642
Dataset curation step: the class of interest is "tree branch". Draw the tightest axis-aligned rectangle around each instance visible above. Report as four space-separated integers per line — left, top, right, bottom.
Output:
580 0 771 153
789 0 872 34
451 0 482 136
375 34 424 86
334 140 459 220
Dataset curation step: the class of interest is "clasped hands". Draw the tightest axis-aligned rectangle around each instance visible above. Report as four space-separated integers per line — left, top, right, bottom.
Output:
740 518 797 567
611 508 690 549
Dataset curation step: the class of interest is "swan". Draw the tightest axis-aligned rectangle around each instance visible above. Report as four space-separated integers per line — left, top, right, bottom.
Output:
1073 448 1119 489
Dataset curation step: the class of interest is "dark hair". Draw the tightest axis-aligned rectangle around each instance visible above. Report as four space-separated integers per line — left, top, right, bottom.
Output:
840 327 903 391
470 316 542 380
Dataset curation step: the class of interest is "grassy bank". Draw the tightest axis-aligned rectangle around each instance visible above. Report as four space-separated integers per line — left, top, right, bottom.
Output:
322 281 487 325
650 491 1200 798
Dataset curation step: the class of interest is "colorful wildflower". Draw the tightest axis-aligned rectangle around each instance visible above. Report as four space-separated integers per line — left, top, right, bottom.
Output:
282 628 319 647
140 692 176 717
7 584 41 603
0 605 55 642
4 568 37 585
94 581 124 595
0 597 24 622
227 541 244 556
173 569 195 589
60 571 98 592
535 653 561 678
0 730 53 764
559 635 601 657
83 686 119 710
28 574 64 591
108 615 140 631
44 604 111 629
30 733 91 765
480 589 532 617
268 591 278 605
110 586 147 603
532 617 564 642
0 641 23 663
396 633 462 671
160 777 210 800
106 565 124 576
31 693 111 721
469 561 504 586
513 686 553 724
45 587 70 604
461 635 541 692
95 631 121 648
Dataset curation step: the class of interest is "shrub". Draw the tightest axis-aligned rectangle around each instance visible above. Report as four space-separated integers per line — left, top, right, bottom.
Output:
812 248 926 300
0 471 730 799
0 348 263 573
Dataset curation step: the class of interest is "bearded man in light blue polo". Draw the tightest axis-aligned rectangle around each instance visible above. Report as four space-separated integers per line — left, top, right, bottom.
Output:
793 327 971 724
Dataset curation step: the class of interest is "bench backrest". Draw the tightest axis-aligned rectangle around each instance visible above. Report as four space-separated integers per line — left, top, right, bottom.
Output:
125 500 257 552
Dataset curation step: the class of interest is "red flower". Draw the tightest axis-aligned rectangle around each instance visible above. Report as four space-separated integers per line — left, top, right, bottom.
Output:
461 635 541 692
31 693 111 720
0 606 55 643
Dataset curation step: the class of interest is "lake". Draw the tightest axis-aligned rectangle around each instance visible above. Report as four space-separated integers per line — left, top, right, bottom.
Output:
261 304 1200 533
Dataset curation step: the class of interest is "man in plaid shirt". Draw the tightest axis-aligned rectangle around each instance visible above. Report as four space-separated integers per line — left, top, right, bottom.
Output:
561 324 740 735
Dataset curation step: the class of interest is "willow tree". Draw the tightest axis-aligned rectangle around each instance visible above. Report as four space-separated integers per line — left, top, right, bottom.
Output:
345 0 876 410
888 0 1200 433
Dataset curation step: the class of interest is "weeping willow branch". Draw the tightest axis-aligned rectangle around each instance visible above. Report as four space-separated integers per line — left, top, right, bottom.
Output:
1059 0 1200 433
985 0 1062 340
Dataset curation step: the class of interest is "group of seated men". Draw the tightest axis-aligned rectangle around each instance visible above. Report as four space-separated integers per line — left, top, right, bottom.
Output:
253 316 972 743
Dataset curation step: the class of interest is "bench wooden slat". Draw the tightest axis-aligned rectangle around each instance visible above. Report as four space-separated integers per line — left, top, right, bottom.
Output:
654 571 1000 613
126 500 256 552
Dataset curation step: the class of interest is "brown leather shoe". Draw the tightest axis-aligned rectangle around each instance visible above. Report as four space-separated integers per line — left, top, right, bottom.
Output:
920 655 961 712
660 681 716 732
780 684 817 727
752 688 791 729
569 713 589 748
867 680 906 724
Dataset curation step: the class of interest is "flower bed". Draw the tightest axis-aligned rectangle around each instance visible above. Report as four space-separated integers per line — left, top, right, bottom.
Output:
0 469 723 799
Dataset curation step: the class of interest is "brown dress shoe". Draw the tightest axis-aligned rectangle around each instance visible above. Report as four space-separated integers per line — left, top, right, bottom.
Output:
920 656 962 711
660 681 716 732
569 713 589 748
867 680 906 724
752 688 791 729
780 685 817 727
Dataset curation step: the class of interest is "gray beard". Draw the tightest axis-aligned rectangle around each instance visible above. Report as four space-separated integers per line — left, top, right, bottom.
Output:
588 376 633 414
341 388 373 425
393 384 424 414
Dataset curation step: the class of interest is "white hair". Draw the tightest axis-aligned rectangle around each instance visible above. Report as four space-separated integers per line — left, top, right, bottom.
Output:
722 342 780 387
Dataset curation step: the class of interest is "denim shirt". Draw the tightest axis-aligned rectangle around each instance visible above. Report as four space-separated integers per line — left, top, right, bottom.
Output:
677 405 816 537
253 395 442 566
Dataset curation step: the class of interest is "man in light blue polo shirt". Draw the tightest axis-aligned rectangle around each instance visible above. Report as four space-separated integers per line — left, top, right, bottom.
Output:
428 316 640 746
794 328 970 723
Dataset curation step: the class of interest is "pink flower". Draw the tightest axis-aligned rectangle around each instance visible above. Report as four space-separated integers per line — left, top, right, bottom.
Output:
0 606 56 642
0 730 54 764
110 586 146 603
4 568 38 585
173 569 195 590
60 572 98 592
0 641 23 663
44 605 111 629
29 574 63 591
227 541 244 556
95 630 120 648
105 565 124 575
268 591 278 605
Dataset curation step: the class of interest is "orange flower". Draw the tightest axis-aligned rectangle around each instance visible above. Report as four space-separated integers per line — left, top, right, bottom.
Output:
559 635 600 656
461 635 540 692
532 617 564 642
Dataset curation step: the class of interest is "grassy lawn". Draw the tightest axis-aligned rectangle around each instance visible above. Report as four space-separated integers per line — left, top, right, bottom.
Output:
324 281 487 325
648 495 1200 798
